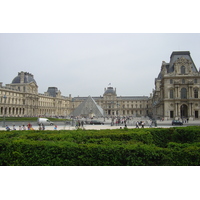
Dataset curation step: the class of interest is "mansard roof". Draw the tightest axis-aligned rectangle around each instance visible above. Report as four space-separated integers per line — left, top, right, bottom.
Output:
12 72 37 84
47 87 58 97
156 51 198 80
169 51 197 73
103 87 116 96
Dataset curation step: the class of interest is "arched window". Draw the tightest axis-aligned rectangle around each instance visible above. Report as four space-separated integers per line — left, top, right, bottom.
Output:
194 89 198 98
169 89 174 99
181 88 187 99
181 66 185 74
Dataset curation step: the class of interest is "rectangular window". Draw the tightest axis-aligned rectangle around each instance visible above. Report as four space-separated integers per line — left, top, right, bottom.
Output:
195 111 198 118
170 111 174 118
170 90 173 98
194 89 198 98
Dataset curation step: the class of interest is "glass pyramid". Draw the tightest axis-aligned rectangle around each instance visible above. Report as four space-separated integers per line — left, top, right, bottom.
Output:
71 96 104 117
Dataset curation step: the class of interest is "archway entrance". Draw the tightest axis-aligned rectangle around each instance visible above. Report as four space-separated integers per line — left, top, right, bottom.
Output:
180 104 188 118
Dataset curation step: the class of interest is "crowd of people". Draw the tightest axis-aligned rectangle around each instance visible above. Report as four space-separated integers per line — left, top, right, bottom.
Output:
3 116 159 131
5 123 34 131
5 123 57 131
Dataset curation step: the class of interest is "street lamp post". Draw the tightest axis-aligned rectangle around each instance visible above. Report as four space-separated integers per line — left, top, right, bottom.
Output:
116 103 120 116
2 95 7 127
72 103 74 126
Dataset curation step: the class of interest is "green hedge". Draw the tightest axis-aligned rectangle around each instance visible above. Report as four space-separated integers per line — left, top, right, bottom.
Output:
0 127 200 166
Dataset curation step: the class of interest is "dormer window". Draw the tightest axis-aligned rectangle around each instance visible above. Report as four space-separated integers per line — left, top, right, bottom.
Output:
181 66 185 74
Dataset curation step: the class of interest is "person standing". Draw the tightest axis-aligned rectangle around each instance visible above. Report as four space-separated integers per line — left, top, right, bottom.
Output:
149 120 153 128
22 125 26 130
5 125 11 131
27 123 32 130
42 123 45 130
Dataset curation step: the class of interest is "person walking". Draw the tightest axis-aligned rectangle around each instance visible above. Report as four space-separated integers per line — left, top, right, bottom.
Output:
141 121 144 128
136 121 139 128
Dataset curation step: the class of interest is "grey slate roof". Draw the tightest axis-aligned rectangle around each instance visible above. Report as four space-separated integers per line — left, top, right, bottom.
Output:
104 87 116 95
12 72 37 84
168 51 197 73
47 87 58 97
157 51 198 80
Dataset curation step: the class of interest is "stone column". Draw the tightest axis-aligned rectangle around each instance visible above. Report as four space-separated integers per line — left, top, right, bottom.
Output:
189 103 193 120
175 103 179 120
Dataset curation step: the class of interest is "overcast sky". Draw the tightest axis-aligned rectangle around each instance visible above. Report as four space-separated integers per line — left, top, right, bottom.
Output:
1 33 200 97
1 1 200 197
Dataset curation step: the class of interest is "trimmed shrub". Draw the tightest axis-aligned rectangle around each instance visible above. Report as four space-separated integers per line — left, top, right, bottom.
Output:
0 126 200 166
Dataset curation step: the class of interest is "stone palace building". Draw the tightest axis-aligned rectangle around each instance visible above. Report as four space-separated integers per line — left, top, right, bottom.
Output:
152 51 200 120
0 51 200 120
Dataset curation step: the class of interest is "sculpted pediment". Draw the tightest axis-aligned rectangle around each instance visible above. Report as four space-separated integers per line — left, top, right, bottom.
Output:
27 82 38 94
29 82 37 87
175 56 192 66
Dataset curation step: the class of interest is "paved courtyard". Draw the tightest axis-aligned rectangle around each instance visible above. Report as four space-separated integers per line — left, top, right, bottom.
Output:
0 118 200 131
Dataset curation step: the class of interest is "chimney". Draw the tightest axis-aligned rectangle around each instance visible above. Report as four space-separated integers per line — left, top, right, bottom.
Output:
20 71 24 83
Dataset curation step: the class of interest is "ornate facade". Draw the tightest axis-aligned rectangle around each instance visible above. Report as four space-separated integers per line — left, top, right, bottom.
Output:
72 87 150 117
152 51 200 120
0 72 71 117
0 72 150 118
1 51 199 120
